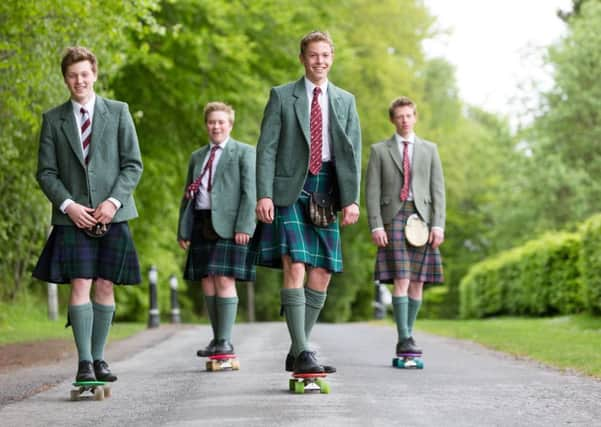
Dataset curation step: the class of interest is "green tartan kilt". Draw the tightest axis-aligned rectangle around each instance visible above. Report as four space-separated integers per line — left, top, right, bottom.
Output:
32 222 141 285
253 162 343 273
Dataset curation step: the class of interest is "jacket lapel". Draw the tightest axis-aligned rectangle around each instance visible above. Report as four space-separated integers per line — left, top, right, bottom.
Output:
413 136 426 173
213 139 235 184
90 96 108 162
386 136 403 173
293 78 310 147
59 101 86 167
193 145 211 178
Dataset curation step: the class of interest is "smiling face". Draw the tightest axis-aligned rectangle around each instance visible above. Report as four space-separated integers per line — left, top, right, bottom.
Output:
63 60 97 104
390 105 417 138
206 110 233 144
300 41 333 86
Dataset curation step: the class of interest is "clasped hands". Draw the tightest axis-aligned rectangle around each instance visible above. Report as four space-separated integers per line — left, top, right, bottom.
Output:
66 200 117 229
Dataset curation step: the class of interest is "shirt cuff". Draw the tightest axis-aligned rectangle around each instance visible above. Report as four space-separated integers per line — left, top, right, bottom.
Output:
60 199 74 214
371 227 385 233
432 226 444 233
108 197 122 210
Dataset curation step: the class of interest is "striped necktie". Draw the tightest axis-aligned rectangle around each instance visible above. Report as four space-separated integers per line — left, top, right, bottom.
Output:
400 141 411 201
309 86 323 175
80 107 92 165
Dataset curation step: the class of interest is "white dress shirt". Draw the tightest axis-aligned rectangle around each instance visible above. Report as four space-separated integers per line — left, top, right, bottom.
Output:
304 77 331 161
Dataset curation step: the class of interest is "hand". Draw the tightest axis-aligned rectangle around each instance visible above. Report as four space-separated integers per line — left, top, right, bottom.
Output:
93 200 118 224
256 198 274 223
234 232 250 245
429 228 444 249
65 202 97 229
371 229 388 247
341 203 360 227
178 240 190 250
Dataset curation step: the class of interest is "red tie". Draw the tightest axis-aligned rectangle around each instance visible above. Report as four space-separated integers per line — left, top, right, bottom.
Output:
80 108 91 165
309 86 323 175
185 145 220 199
400 141 411 201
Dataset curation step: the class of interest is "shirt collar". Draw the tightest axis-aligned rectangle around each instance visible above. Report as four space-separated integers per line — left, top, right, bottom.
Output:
395 132 415 144
71 93 96 115
210 137 229 149
304 77 328 97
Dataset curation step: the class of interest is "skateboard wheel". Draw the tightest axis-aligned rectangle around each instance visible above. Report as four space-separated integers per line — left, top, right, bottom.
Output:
289 379 296 391
93 387 104 401
103 386 112 398
416 359 424 369
70 390 80 401
231 359 240 370
294 381 305 394
318 381 330 394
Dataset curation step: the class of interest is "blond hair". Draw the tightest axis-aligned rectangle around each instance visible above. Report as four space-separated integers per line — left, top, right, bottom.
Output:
203 101 235 124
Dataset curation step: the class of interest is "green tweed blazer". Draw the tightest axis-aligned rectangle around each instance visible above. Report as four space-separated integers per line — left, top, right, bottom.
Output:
37 96 143 225
256 77 362 208
177 139 256 241
366 135 446 230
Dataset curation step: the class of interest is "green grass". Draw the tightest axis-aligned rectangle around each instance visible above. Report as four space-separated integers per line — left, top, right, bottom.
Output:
0 295 144 346
418 315 601 378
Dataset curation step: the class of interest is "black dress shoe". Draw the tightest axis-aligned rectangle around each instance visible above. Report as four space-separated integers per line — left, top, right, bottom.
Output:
396 337 420 355
293 351 325 374
213 339 234 355
94 360 118 382
286 353 336 373
196 339 217 357
408 337 422 354
76 360 96 382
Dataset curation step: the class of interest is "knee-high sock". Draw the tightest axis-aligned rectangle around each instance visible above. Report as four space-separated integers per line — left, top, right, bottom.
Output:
204 295 217 339
216 296 238 342
69 303 93 362
91 302 115 361
392 296 410 341
304 287 326 340
281 288 308 357
407 297 422 337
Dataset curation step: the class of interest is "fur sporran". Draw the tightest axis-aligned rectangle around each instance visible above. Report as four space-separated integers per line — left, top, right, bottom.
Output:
308 192 337 227
404 213 429 247
84 223 111 238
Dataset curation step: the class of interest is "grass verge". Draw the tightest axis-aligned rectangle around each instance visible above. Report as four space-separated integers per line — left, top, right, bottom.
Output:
418 314 601 378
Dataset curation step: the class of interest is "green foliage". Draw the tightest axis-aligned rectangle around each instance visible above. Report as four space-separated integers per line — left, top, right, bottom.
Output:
420 285 449 319
579 214 601 314
460 232 585 318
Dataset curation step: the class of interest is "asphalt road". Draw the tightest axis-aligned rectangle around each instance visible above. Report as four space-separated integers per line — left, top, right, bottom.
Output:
1 322 600 426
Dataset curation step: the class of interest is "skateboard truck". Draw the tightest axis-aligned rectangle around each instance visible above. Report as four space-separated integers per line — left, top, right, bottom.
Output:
70 381 111 401
289 372 330 394
392 352 424 369
206 353 240 371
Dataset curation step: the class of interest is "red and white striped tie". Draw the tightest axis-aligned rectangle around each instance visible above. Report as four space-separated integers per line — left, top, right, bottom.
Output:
309 86 323 175
80 107 92 165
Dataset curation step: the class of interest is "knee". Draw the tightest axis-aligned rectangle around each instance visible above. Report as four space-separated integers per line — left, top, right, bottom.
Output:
94 279 115 300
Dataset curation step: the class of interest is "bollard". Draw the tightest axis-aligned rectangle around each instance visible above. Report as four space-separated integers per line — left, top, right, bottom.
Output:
373 280 386 320
169 274 181 324
147 265 160 328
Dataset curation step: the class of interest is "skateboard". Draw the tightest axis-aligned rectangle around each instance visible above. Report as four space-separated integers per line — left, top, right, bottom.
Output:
289 372 330 394
70 381 111 401
205 353 240 371
392 352 424 369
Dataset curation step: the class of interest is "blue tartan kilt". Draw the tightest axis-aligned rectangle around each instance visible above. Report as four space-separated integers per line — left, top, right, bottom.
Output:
253 162 343 273
184 211 256 282
374 201 443 284
32 222 141 285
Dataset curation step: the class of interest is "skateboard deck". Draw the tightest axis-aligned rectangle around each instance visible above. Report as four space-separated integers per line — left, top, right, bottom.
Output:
70 381 111 401
289 372 330 394
392 352 424 369
206 353 240 371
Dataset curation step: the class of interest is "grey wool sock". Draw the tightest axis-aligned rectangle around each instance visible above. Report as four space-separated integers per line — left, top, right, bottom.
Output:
91 302 115 361
69 302 94 362
281 288 308 357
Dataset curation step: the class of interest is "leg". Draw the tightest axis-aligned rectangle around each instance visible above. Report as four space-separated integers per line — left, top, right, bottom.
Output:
91 278 118 381
281 256 307 357
392 278 417 354
69 279 95 381
407 281 424 351
197 277 218 356
305 267 336 373
214 276 238 354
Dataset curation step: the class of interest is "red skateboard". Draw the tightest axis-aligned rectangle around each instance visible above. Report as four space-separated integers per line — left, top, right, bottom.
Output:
205 353 240 371
289 372 330 394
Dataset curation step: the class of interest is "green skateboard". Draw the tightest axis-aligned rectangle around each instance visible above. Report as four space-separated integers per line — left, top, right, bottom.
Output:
392 352 424 369
70 381 111 401
289 372 330 394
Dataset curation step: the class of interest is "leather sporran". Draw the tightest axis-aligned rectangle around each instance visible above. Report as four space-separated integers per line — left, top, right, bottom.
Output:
84 222 111 238
198 211 219 241
308 192 337 227
404 213 429 247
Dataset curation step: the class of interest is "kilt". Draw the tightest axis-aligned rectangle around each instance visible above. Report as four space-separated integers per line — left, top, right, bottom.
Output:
184 210 256 282
253 162 343 273
32 222 141 285
374 201 443 284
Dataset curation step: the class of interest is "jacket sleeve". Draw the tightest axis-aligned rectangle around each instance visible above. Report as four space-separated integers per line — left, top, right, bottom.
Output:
235 145 257 235
365 145 384 230
256 87 282 200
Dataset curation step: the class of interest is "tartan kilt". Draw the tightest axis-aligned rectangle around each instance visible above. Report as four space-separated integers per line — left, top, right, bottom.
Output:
253 162 343 273
374 201 443 284
184 211 256 282
32 222 141 285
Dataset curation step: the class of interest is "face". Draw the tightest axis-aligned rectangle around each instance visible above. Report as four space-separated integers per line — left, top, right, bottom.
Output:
64 60 97 104
206 110 233 144
390 106 417 137
299 41 333 85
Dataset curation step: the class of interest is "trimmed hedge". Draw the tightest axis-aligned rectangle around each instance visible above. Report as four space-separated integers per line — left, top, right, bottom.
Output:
459 232 585 318
580 214 601 314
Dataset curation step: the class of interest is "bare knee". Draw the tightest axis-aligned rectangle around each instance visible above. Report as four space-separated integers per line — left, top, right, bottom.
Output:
93 278 115 305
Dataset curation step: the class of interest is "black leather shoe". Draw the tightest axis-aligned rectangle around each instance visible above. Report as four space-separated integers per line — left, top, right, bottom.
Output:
213 339 234 355
293 351 325 374
196 339 217 357
93 360 118 382
396 337 420 355
287 352 336 373
76 360 96 382
408 337 422 354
